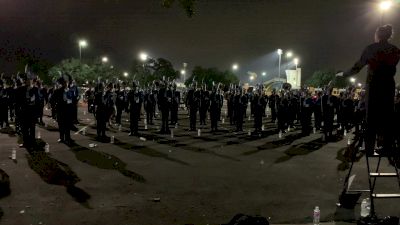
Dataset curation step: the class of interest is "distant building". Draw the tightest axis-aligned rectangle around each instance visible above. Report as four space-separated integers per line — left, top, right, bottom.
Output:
285 68 301 89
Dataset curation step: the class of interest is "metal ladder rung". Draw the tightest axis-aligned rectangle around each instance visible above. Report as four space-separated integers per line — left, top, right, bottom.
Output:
372 193 400 198
369 172 398 177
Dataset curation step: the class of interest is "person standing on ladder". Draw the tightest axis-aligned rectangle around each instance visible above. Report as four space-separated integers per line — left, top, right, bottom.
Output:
337 25 400 156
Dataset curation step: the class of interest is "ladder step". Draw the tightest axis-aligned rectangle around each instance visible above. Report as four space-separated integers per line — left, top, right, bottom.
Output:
369 172 398 177
346 189 370 193
372 193 400 198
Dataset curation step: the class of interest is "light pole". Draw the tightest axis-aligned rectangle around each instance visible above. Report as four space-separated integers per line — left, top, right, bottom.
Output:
78 39 88 62
277 49 283 81
379 0 393 25
182 62 188 83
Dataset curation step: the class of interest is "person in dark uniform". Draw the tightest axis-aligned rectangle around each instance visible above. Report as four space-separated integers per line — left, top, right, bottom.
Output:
234 88 245 132
157 81 171 134
252 85 266 133
6 79 16 123
69 80 80 125
199 85 210 125
94 82 109 140
187 83 200 131
15 73 40 149
84 83 95 114
339 25 400 154
53 77 74 144
128 81 142 136
0 79 9 128
36 80 47 125
300 91 313 135
144 86 155 125
313 91 322 130
228 89 235 125
269 89 278 123
209 84 220 132
170 83 180 125
321 87 338 141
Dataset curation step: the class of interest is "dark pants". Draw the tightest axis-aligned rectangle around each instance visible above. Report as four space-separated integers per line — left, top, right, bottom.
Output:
0 106 8 127
129 108 140 134
365 79 395 153
210 108 218 131
21 117 36 147
190 108 197 130
146 106 154 124
116 106 124 125
57 115 71 141
170 105 178 124
96 111 107 137
161 108 170 133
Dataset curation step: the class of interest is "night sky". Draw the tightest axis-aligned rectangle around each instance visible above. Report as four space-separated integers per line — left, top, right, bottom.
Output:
1 0 400 83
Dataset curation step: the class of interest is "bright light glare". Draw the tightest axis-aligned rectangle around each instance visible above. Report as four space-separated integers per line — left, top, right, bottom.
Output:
357 83 362 87
123 72 129 77
232 64 239 71
286 52 293 58
139 52 148 61
379 1 393 11
181 70 186 75
294 58 299 65
277 49 283 55
350 77 356 83
79 39 88 47
262 72 266 76
102 57 108 63
250 75 254 81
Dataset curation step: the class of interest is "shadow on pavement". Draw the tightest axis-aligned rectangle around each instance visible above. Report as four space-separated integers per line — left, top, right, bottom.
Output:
0 168 11 220
26 149 91 208
242 132 307 156
113 138 191 166
0 127 17 137
66 142 146 183
274 137 327 163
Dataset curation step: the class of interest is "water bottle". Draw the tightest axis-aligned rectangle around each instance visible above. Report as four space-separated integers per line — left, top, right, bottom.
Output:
287 126 291 132
313 206 320 225
37 131 41 139
344 129 347 136
222 118 225 124
347 137 351 145
11 148 16 160
110 136 115 144
145 124 148 130
360 198 370 217
313 127 316 134
45 143 50 153
171 129 174 139
278 131 282 139
262 125 265 131
198 129 201 137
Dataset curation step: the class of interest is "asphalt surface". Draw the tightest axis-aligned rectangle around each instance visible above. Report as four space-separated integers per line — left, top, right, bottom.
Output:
0 104 398 225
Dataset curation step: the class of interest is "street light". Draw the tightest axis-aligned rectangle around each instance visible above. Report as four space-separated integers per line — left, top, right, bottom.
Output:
286 51 293 58
357 83 362 88
102 56 108 63
379 0 393 25
350 77 356 84
232 64 239 71
123 72 129 77
277 49 283 81
139 52 148 61
78 39 88 61
250 75 254 81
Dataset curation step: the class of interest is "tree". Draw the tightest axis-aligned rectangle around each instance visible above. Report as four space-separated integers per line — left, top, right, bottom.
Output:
162 0 196 17
130 57 179 86
305 69 347 88
185 66 239 88
48 58 122 85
